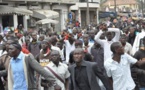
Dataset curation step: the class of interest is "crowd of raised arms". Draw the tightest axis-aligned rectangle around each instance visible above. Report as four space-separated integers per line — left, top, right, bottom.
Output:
0 17 145 90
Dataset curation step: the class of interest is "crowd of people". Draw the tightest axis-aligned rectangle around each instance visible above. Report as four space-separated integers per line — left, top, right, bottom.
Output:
0 16 145 90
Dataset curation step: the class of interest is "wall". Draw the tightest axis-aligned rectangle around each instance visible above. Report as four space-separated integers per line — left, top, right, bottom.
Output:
52 4 69 31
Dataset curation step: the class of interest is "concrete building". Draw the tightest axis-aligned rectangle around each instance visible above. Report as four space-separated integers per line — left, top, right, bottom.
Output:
0 0 78 32
103 0 139 12
70 0 100 27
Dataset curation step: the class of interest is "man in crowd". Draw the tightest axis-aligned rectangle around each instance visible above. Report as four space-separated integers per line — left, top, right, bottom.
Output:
28 31 41 58
94 23 120 61
133 36 145 90
7 43 58 90
69 48 113 90
82 34 94 53
119 34 132 55
104 42 145 90
42 50 70 90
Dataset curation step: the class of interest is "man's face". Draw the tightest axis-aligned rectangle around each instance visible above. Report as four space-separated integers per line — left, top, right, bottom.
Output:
73 29 77 34
83 35 89 43
8 45 18 57
75 43 82 48
129 28 135 34
106 32 113 40
73 50 84 63
50 51 60 63
116 43 124 55
39 36 44 41
56 42 62 49
120 37 126 44
31 33 37 40
6 40 14 51
41 41 49 50
89 31 95 39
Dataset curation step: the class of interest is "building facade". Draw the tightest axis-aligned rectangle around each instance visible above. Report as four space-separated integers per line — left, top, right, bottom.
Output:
0 0 78 32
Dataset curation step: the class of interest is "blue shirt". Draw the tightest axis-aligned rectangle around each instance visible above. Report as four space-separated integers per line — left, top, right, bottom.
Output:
10 52 27 90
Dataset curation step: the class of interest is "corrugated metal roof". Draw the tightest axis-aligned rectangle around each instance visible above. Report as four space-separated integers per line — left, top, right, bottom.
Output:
103 0 138 6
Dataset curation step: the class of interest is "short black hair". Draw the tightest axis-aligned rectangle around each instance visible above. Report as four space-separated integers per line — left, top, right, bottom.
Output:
111 42 121 54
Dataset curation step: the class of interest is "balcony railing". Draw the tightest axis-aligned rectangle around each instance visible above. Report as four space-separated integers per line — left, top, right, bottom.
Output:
4 0 79 3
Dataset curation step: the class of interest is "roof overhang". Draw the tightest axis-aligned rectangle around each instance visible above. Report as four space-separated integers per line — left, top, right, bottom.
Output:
0 6 33 15
32 10 59 19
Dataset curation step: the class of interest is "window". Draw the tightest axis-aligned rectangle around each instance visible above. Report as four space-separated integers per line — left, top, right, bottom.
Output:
80 0 86 2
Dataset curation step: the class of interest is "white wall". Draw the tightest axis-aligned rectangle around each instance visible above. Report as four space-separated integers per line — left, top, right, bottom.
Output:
52 4 69 30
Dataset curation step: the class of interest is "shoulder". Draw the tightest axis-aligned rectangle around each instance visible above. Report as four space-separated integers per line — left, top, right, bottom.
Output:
104 58 113 68
126 42 132 47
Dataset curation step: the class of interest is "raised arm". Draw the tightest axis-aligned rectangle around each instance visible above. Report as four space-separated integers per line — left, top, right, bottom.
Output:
94 30 106 47
92 63 113 90
108 28 120 41
28 54 55 81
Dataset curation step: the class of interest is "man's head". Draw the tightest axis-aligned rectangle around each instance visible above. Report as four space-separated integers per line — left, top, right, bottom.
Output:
68 33 74 41
50 50 60 64
82 34 89 44
8 43 22 58
41 37 51 50
111 42 124 55
106 32 113 41
31 32 37 41
73 48 84 63
25 36 30 44
129 27 135 35
38 34 45 41
88 30 95 39
56 41 63 49
75 40 83 48
119 34 127 45
72 28 78 35
50 36 58 46
6 36 19 51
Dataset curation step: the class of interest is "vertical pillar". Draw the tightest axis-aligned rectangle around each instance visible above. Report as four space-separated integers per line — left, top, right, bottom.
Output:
61 10 64 30
23 15 28 31
96 8 99 24
0 16 3 33
78 9 81 27
13 14 18 29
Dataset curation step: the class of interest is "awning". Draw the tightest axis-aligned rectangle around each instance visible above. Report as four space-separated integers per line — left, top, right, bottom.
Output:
33 10 59 19
0 6 33 15
36 19 59 25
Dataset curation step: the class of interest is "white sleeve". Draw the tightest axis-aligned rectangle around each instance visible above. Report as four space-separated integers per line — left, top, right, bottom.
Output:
64 64 70 79
94 30 106 47
129 44 133 55
132 34 140 55
126 53 137 65
104 61 112 77
108 28 120 41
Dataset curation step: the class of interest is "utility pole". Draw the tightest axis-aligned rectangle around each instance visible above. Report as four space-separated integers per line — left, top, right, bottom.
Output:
141 0 144 17
86 0 90 26
114 0 117 16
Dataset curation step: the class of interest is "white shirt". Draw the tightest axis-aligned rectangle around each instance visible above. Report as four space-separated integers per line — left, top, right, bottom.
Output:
44 62 70 90
104 53 137 90
94 28 120 61
124 42 132 55
64 40 75 63
132 30 145 55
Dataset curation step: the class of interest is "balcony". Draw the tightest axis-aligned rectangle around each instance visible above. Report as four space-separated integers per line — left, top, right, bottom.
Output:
3 0 79 3
80 0 100 3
